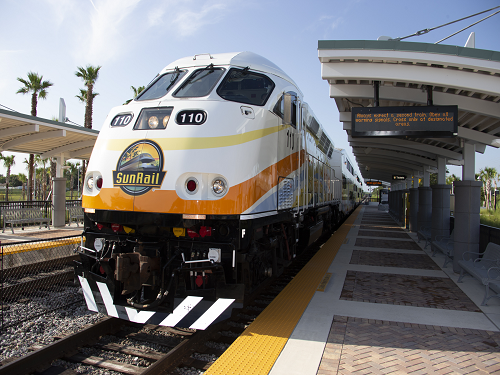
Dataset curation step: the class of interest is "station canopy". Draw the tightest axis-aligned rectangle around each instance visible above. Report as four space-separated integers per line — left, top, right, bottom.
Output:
0 108 98 160
318 40 500 185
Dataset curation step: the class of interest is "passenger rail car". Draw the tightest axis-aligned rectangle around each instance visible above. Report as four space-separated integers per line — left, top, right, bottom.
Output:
76 52 363 329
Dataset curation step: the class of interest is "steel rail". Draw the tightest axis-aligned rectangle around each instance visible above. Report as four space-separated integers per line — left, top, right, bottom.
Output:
141 319 228 374
0 317 127 375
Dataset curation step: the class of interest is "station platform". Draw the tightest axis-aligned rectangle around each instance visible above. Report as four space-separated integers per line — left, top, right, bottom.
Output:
0 224 82 267
0 223 82 245
206 203 500 374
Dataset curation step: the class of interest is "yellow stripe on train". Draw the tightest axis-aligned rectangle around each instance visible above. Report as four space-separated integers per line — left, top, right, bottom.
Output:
104 126 281 151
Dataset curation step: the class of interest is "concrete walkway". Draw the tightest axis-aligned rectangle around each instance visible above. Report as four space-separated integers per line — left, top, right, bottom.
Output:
271 203 500 375
0 223 82 244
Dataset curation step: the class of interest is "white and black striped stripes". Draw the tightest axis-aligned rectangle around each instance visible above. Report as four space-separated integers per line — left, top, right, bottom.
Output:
78 276 235 330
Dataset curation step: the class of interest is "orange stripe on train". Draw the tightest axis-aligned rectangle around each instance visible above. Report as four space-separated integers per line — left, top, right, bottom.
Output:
83 152 303 215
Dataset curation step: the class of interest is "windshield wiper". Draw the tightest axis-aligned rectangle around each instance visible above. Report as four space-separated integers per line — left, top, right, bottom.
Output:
186 64 215 85
165 67 182 92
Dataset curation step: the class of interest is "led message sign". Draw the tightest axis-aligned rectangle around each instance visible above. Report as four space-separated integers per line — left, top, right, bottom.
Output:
366 181 383 186
352 106 458 138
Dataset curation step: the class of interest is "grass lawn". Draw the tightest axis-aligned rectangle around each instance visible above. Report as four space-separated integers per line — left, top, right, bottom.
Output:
480 207 500 229
0 189 81 201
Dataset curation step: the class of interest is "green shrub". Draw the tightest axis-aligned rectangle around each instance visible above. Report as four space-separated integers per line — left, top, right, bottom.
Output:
480 208 500 229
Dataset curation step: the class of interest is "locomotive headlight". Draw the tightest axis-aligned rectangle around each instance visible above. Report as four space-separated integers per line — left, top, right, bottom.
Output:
87 177 94 190
134 107 173 130
176 174 228 200
148 116 159 129
212 178 227 195
85 173 103 193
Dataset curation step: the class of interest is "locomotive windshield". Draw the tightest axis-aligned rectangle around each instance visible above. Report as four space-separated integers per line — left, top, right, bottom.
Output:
217 68 275 106
173 65 225 98
136 69 187 101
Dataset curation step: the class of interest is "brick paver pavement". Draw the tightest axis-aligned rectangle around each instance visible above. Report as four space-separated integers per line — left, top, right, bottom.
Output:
358 230 412 239
355 238 422 250
362 221 399 226
318 316 500 374
340 271 480 311
316 207 498 374
359 224 405 231
350 250 440 270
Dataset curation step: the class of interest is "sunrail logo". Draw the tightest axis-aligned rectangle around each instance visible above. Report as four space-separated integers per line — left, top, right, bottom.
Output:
113 140 166 196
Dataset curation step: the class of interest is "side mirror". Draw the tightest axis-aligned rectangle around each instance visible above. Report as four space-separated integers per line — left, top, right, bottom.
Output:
283 93 292 125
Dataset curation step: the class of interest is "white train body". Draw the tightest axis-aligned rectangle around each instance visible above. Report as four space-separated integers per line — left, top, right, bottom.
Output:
76 52 362 329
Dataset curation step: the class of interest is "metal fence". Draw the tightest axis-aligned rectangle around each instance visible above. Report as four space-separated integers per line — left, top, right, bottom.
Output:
480 224 500 251
0 235 82 330
450 217 500 252
0 200 82 228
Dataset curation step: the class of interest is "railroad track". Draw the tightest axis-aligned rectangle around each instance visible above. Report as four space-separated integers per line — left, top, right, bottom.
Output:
0 240 325 375
1 317 197 374
0 218 348 374
171 228 336 374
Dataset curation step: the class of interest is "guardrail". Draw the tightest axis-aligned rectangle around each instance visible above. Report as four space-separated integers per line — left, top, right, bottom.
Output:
0 235 82 330
450 217 500 253
0 200 82 228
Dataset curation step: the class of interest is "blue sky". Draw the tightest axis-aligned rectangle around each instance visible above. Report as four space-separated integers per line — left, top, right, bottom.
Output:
1 0 499 180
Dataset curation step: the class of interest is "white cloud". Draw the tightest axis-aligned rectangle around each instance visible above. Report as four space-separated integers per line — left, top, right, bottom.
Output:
45 0 77 28
58 0 234 64
302 14 343 36
80 0 142 64
0 50 25 95
330 17 343 31
171 2 228 37
319 15 333 22
147 0 232 37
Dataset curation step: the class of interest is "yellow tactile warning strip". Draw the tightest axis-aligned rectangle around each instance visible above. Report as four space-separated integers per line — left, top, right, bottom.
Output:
0 237 81 256
205 206 362 375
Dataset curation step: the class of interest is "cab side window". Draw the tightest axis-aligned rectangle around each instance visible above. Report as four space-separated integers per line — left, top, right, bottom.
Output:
273 91 298 128
217 68 275 106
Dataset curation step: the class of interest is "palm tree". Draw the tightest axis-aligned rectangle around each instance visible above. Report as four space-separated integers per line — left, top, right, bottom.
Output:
35 167 43 200
76 88 99 103
18 173 27 200
23 158 31 200
478 170 487 208
76 65 101 193
16 72 53 201
64 161 80 199
446 174 461 195
493 171 500 210
124 85 145 104
35 155 49 200
479 167 498 210
75 65 101 129
2 155 15 201
16 72 54 117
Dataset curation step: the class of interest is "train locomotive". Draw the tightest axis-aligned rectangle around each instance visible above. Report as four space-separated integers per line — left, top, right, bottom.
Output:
75 52 363 329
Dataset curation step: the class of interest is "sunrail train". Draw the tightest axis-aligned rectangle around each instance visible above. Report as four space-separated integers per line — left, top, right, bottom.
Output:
76 52 363 329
